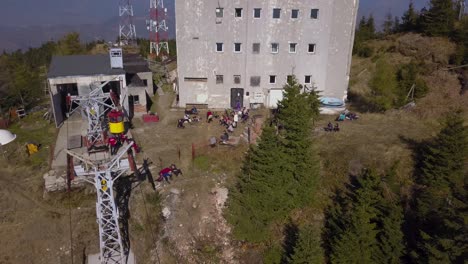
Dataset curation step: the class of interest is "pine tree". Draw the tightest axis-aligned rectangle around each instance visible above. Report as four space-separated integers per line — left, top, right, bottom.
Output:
374 199 405 264
413 111 468 263
421 0 456 36
368 57 398 111
276 76 320 208
228 123 292 242
289 224 325 264
393 16 401 33
401 1 419 32
329 170 381 264
383 12 394 35
366 15 376 38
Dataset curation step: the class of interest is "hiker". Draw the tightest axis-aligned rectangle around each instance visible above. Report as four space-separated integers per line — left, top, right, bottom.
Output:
177 119 185 128
326 122 333 132
227 123 234 133
170 164 183 176
209 136 217 147
207 111 213 123
158 167 172 182
334 123 340 132
220 130 229 142
109 136 118 155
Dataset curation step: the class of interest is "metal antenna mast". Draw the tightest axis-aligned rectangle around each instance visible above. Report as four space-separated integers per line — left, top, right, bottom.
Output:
148 0 170 56
67 142 136 264
119 0 137 45
67 80 117 151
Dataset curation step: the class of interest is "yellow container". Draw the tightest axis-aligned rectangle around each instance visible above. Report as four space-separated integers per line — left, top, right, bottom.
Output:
109 121 125 134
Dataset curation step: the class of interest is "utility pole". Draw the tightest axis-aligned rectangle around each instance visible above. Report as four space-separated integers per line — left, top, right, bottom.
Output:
147 0 170 57
119 0 137 46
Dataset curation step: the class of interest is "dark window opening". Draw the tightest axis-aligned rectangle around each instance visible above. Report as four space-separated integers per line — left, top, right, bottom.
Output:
305 75 312 84
311 9 319 19
252 43 260 54
292 9 299 19
234 43 242 52
250 76 261 86
254 8 261 18
273 8 281 19
184 77 208 82
269 75 276 84
216 75 224 84
216 7 224 18
130 95 140 105
308 43 316 53
234 75 241 84
235 8 243 18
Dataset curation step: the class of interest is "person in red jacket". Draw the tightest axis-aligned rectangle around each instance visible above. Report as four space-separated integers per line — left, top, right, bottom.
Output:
109 136 118 155
158 167 172 182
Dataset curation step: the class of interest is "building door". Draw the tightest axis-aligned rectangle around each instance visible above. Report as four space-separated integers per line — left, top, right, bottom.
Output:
230 88 244 109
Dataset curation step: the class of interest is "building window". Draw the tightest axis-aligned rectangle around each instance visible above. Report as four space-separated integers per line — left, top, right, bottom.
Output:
253 8 261 18
216 75 224 84
184 77 208 82
273 8 281 19
271 43 279 53
308 43 316 53
130 95 140 105
216 8 224 18
305 75 312 84
291 9 299 19
250 76 261 86
269 75 276 84
287 75 294 83
235 8 243 18
234 43 242 53
289 43 297 53
311 9 319 19
252 43 260 54
234 75 241 84
216 42 224 52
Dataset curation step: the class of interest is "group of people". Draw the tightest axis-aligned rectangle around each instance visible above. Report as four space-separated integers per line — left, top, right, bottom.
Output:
325 122 340 132
178 107 202 128
158 164 183 183
108 133 141 155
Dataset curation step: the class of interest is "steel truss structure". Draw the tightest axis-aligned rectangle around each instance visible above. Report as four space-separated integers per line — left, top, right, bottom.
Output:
148 0 169 56
119 0 137 45
67 142 135 264
68 81 116 150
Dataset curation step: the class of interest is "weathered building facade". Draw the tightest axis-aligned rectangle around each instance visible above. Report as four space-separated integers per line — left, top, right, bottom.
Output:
47 50 154 127
176 0 359 108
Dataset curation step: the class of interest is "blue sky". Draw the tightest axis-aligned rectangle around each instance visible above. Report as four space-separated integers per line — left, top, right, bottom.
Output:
0 0 429 27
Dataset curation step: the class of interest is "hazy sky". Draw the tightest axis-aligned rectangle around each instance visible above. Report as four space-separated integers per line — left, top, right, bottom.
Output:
0 0 430 27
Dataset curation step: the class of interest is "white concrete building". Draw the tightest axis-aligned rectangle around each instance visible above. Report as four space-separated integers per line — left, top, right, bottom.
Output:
175 0 359 109
47 51 154 127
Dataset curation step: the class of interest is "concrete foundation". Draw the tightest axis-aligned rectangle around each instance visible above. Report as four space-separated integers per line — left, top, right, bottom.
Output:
87 250 136 264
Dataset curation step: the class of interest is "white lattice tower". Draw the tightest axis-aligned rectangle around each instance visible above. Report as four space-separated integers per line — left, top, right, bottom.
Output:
67 142 135 264
68 81 116 150
119 0 137 45
148 0 169 56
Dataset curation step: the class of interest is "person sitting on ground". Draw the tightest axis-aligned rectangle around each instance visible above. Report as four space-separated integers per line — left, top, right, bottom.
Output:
191 106 198 114
209 136 217 147
207 111 213 123
170 164 183 176
158 167 172 182
184 113 190 122
233 113 239 124
228 123 234 133
334 123 340 132
220 130 229 142
177 119 185 128
326 122 333 132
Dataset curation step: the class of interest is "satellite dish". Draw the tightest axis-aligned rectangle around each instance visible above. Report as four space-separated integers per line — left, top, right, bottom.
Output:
0 129 16 145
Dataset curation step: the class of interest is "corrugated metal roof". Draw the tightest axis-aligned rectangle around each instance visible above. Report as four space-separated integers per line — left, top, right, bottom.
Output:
47 55 125 78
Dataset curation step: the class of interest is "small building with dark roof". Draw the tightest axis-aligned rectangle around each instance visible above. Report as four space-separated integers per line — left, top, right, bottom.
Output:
47 50 153 127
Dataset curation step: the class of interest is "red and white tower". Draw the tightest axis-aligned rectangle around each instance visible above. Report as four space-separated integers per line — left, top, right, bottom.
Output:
147 0 170 57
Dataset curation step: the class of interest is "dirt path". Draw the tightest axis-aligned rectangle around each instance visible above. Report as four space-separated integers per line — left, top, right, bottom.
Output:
130 92 244 263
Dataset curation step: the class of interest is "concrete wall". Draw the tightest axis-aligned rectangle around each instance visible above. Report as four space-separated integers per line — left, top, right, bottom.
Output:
175 0 359 108
136 72 154 95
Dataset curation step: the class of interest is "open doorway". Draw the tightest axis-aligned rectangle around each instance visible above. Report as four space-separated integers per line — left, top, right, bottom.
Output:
230 88 244 109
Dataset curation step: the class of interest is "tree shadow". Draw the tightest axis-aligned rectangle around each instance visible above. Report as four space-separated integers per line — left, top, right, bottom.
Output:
346 91 379 113
281 220 299 264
